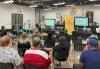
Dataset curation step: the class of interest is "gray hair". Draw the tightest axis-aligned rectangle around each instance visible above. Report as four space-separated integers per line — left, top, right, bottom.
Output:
32 36 41 47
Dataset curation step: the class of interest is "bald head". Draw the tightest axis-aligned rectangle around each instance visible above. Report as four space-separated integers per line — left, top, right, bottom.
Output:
32 36 41 48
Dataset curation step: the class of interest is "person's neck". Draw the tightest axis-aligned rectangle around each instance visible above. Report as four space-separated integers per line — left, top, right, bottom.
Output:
32 47 39 49
2 44 12 48
30 47 39 50
89 47 97 50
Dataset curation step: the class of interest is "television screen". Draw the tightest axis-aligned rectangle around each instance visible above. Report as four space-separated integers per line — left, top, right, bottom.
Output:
74 17 89 27
45 19 55 27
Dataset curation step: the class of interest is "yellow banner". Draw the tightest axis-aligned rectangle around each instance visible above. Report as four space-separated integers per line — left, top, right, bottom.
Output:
65 16 74 35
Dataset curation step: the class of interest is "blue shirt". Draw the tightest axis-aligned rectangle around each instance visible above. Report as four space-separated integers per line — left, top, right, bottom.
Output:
80 50 100 69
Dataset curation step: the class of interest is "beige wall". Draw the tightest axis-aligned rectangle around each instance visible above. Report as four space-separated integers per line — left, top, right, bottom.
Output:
40 6 100 26
0 2 35 30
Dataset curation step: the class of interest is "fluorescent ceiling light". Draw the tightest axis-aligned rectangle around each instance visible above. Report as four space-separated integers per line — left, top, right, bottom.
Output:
66 5 74 6
89 0 96 1
53 2 65 6
4 0 14 3
94 5 100 6
29 5 37 8
44 8 52 10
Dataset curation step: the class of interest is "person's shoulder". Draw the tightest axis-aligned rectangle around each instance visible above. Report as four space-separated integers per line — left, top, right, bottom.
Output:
54 45 59 48
81 50 91 53
53 45 62 50
40 50 49 59
2 48 18 55
81 50 93 55
9 48 18 52
38 50 49 57
25 49 49 59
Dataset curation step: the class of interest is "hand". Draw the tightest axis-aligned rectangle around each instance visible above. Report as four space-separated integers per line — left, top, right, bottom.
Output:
44 48 53 51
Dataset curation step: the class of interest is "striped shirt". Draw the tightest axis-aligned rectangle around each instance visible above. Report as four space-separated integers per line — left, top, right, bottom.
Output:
24 48 51 69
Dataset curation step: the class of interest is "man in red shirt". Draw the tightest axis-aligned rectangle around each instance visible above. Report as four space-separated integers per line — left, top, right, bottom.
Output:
24 36 51 69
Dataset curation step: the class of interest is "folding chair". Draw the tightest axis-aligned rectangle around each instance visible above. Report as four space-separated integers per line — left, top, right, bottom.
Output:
23 64 44 69
0 63 14 69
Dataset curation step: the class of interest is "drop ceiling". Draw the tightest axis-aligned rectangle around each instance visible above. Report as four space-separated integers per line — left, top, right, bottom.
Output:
1 0 100 8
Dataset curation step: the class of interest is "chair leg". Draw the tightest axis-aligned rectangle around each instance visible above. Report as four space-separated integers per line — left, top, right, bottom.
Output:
59 61 61 66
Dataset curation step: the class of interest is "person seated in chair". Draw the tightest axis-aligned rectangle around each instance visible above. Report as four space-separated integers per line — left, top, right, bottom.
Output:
17 32 31 57
44 31 55 48
24 36 51 69
0 32 21 67
53 36 69 61
80 38 100 69
45 36 70 65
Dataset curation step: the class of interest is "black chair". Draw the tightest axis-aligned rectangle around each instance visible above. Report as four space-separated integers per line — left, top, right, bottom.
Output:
0 63 14 69
23 64 44 69
74 38 82 51
44 39 55 48
53 47 69 66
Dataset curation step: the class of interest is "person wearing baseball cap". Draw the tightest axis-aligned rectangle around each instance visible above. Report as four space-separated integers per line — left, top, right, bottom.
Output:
80 38 100 69
83 37 98 51
87 38 98 48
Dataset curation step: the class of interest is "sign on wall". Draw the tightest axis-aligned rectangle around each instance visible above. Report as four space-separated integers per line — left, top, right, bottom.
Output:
65 16 74 35
86 11 93 23
56 13 61 18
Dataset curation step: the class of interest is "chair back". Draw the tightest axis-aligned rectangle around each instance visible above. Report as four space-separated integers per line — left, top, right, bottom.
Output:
24 64 44 69
44 38 55 48
0 63 14 69
73 64 80 69
54 46 69 61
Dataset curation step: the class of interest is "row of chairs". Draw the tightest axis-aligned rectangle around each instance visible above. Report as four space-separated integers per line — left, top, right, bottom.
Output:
0 63 80 69
0 63 44 69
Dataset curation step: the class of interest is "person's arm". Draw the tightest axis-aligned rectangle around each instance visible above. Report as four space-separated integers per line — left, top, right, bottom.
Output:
13 50 22 66
46 55 52 66
80 62 84 69
44 48 53 51
79 51 85 69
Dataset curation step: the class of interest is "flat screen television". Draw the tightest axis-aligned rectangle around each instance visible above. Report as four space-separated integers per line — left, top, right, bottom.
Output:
45 19 55 27
44 19 55 30
74 17 89 27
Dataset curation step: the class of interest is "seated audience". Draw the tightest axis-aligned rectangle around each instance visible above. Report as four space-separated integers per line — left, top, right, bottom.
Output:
0 33 21 66
53 36 70 61
18 27 25 35
24 36 51 69
45 36 70 61
80 38 100 69
83 33 98 51
11 26 18 36
44 32 55 48
59 29 71 46
35 24 41 33
17 32 31 57
33 29 42 39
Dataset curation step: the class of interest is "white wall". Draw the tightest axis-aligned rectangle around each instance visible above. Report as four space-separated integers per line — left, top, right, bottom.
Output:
0 2 35 30
40 6 100 25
